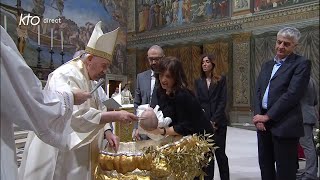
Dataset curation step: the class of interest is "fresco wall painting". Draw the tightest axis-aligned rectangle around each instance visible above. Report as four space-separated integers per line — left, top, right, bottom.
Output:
0 0 128 78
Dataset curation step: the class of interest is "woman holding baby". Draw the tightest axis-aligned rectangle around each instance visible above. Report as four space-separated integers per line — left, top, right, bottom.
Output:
147 56 214 180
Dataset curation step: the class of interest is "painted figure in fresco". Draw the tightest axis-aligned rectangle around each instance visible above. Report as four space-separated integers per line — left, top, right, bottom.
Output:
16 9 28 55
254 0 262 11
164 0 171 8
205 0 213 21
192 2 206 21
99 0 117 14
32 0 45 15
138 5 147 32
16 26 28 55
69 30 81 51
154 2 160 27
115 44 125 73
257 0 285 9
144 5 150 30
183 0 191 23
49 0 64 16
212 0 218 19
166 9 172 25
159 2 165 26
79 27 88 48
148 2 156 30
177 0 184 25
56 0 64 16
172 0 179 24
112 0 126 26
218 0 228 18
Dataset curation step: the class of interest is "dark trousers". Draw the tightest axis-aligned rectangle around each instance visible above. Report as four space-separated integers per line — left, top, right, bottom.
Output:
214 126 230 180
257 130 299 180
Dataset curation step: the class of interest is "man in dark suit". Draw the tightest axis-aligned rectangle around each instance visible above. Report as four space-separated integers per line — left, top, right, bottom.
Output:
253 27 311 180
132 45 164 140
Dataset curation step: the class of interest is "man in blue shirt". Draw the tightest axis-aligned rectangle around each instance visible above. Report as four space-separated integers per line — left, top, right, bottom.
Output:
253 27 311 180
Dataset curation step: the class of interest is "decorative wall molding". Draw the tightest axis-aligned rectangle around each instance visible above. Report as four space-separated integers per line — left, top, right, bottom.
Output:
127 2 319 48
232 33 251 107
232 32 252 43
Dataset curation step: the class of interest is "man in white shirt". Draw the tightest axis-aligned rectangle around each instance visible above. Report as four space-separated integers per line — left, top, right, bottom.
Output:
132 45 164 140
111 87 120 98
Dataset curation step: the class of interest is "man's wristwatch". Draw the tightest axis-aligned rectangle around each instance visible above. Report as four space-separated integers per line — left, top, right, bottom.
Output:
160 127 166 136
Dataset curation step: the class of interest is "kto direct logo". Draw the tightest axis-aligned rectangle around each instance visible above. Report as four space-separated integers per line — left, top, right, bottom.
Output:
19 14 61 26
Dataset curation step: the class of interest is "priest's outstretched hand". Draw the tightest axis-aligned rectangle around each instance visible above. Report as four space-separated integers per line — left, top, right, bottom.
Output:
100 110 138 124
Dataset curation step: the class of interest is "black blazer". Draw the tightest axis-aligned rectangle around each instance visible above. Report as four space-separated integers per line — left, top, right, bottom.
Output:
194 75 228 127
151 88 214 136
254 53 311 138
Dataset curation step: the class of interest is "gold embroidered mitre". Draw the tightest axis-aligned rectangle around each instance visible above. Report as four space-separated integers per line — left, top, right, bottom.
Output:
85 21 119 63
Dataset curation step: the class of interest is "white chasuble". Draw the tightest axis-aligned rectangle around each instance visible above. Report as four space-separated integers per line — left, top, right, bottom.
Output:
1 26 73 180
19 59 110 180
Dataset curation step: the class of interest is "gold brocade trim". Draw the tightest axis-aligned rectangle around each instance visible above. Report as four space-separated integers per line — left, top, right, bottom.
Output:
94 166 151 180
85 46 113 63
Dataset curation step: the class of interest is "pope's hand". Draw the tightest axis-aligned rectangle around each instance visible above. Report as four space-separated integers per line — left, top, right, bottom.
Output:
72 89 91 105
116 110 138 123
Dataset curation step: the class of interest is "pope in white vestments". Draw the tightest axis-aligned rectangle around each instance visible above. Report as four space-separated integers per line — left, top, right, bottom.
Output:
19 22 138 180
0 27 91 180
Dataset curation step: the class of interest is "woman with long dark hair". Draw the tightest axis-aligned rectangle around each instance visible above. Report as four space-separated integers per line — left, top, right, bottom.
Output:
148 56 215 179
194 54 230 180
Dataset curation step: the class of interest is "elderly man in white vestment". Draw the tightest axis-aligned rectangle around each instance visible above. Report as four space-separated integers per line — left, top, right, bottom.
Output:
0 26 92 180
19 22 138 180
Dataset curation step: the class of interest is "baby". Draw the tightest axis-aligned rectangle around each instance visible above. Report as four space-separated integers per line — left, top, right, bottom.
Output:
136 104 172 140
139 107 158 131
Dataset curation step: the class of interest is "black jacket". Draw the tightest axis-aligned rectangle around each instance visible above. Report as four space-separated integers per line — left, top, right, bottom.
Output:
194 75 228 127
254 53 311 137
151 88 214 136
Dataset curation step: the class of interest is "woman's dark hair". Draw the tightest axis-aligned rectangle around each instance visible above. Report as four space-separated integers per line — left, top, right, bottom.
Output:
200 54 221 85
156 56 188 95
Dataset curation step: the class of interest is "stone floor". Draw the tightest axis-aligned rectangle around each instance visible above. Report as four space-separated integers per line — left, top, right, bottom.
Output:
213 126 319 180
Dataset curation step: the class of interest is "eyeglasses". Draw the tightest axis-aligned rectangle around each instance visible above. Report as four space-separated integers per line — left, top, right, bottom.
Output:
148 56 163 62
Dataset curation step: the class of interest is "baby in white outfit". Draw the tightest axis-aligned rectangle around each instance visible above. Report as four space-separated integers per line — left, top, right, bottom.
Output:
136 104 172 140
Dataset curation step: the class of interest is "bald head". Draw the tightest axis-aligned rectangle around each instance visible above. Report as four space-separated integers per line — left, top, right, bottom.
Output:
147 45 164 56
140 108 158 131
147 45 164 71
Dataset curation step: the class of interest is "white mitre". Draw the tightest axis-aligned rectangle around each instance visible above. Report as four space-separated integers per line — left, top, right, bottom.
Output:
85 21 119 63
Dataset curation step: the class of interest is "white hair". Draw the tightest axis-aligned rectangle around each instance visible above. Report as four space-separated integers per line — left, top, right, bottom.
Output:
75 52 91 62
277 27 301 44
